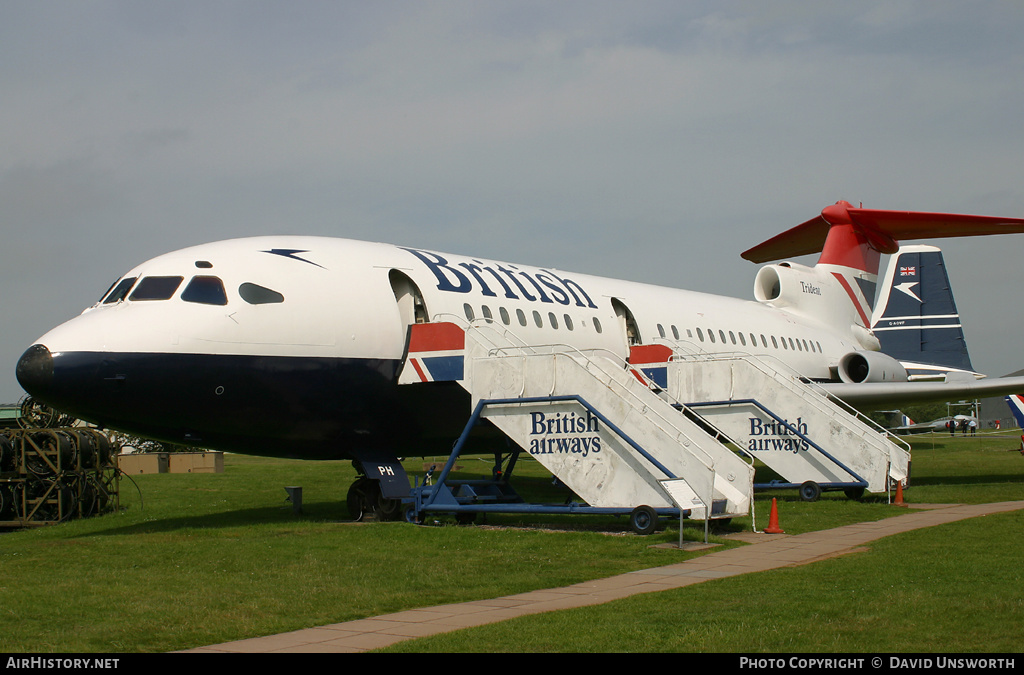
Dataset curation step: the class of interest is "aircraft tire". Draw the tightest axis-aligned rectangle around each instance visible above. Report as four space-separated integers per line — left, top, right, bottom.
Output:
374 493 403 522
629 505 658 535
346 478 370 522
844 486 865 500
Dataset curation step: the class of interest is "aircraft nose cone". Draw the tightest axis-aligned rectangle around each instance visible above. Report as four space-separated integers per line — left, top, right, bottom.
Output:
16 344 54 397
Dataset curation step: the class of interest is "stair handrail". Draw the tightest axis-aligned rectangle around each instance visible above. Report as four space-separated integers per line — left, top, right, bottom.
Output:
427 317 750 477
483 343 728 473
657 340 912 461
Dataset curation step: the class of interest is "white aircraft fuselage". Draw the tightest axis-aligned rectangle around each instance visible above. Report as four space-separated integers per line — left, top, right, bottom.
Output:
16 235 866 459
16 202 1024 464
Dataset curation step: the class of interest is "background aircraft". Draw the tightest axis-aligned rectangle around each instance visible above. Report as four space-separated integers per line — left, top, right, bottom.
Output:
892 414 979 435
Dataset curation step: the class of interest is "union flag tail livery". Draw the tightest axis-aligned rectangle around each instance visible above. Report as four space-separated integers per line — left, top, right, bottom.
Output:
1005 394 1024 430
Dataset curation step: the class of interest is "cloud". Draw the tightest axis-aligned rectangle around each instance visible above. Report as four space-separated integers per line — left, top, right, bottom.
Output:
1 1 1023 403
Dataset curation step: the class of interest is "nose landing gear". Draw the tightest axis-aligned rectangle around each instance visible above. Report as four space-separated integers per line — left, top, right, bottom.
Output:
346 474 404 522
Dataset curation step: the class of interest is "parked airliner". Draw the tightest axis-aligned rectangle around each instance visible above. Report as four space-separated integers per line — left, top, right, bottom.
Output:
16 200 1024 514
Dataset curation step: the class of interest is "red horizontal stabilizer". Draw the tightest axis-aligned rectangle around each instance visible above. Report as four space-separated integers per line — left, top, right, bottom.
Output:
742 201 1024 264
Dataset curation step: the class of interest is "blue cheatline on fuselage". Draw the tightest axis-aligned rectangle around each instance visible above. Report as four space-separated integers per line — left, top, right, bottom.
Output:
17 346 490 459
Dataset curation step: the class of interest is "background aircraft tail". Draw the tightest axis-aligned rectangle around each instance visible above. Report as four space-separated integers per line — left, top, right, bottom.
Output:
1005 394 1024 429
870 245 976 380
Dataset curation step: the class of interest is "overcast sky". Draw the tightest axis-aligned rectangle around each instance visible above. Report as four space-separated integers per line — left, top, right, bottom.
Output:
2 1 1023 405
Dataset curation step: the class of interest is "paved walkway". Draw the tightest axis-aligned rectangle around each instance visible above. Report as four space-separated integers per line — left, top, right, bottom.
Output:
187 501 1024 653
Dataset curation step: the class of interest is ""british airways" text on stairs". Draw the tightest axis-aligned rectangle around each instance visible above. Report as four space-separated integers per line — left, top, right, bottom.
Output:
529 411 602 457
748 417 810 453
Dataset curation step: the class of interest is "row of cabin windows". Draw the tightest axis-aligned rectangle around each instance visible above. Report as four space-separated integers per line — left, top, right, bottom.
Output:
464 304 603 334
100 275 284 306
656 323 822 354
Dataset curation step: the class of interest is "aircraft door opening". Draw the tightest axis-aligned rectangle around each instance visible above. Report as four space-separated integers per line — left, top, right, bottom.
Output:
611 299 641 348
389 270 429 328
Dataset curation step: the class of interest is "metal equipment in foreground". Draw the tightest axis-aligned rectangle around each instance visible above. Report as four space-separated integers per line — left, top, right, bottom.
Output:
0 427 119 527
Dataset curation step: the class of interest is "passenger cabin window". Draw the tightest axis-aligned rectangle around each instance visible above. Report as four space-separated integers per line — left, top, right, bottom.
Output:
129 276 183 301
517 309 527 327
239 283 285 305
102 277 137 304
564 314 574 331
594 317 603 334
464 304 475 321
499 307 511 325
182 276 228 306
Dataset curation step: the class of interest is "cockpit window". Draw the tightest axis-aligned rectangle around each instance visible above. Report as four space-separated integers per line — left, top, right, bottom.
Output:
239 282 284 305
102 277 137 304
182 276 228 306
129 276 184 301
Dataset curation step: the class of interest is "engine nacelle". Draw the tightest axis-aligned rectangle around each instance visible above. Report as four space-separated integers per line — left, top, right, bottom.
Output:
838 350 909 384
753 262 822 309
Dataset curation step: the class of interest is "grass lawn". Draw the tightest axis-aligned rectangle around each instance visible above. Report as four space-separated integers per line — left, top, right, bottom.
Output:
1 430 1022 652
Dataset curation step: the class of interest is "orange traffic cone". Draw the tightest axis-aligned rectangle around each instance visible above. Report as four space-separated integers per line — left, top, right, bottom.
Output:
895 481 908 507
764 497 785 534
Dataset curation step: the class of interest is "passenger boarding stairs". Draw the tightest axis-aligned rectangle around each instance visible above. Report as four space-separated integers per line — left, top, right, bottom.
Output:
630 343 911 499
399 320 755 532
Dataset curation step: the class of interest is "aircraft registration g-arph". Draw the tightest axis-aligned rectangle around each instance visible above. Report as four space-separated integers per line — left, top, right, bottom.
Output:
15 200 1024 515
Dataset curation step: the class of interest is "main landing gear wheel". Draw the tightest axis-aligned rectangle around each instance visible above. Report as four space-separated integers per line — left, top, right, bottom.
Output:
455 511 477 525
799 481 821 502
844 486 865 501
629 505 659 536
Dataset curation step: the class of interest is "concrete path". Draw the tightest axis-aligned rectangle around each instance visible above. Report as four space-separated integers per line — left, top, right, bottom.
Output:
187 501 1024 653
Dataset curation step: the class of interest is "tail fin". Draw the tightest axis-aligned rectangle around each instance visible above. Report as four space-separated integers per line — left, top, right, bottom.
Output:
742 200 1024 336
1004 394 1024 429
870 245 976 380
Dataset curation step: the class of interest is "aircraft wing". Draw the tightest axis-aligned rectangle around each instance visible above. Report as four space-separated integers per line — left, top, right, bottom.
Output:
820 376 1024 410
